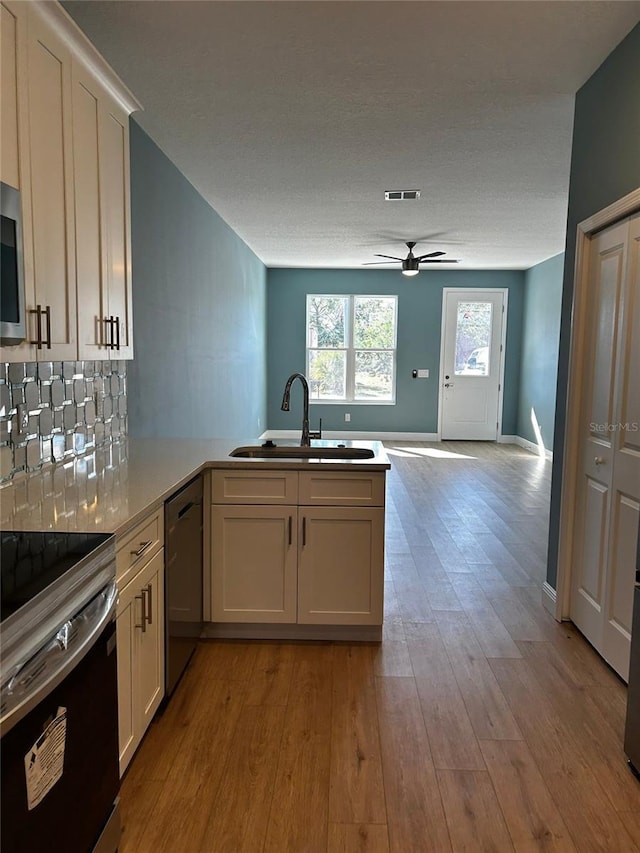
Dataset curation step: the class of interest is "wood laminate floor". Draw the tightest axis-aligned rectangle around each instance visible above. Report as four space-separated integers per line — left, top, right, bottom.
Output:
119 442 639 853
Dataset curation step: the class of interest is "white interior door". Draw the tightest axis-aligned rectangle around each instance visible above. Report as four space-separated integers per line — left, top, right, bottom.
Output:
570 213 640 681
440 289 505 440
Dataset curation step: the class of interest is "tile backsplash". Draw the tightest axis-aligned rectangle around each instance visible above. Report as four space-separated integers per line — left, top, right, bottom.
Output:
0 361 127 483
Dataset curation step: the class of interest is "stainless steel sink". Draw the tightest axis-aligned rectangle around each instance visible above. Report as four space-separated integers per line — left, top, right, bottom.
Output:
230 445 375 459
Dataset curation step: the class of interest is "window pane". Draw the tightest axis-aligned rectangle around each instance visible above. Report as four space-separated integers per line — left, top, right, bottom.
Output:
454 301 492 376
354 297 396 349
308 349 346 399
307 297 347 348
355 351 394 400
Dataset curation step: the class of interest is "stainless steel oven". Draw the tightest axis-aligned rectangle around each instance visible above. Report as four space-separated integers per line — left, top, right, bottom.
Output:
1 531 121 853
0 181 26 345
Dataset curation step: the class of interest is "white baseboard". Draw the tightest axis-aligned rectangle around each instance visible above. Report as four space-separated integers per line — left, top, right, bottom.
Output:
542 581 558 618
500 434 553 460
261 430 440 442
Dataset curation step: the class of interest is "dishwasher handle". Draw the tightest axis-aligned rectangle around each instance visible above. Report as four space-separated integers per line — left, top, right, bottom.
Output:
0 582 118 737
177 500 199 520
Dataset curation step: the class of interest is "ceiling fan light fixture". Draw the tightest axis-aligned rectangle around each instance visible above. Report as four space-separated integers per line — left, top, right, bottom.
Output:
402 257 419 276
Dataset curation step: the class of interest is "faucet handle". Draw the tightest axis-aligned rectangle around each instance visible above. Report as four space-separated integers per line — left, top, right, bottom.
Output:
308 418 322 441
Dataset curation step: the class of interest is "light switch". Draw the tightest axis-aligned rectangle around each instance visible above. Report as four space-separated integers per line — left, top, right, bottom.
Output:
417 369 429 378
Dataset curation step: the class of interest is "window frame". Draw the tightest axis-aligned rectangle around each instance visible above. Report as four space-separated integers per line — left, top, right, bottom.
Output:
305 294 398 405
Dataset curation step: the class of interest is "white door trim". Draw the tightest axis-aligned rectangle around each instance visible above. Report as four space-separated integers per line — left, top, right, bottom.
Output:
437 287 508 441
555 187 640 622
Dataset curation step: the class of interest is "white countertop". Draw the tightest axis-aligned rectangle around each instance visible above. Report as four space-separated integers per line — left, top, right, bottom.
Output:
0 438 389 537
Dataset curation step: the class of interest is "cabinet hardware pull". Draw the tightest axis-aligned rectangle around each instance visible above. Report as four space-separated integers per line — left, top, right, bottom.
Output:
104 317 112 349
135 591 147 632
594 456 605 465
110 316 116 350
29 305 42 348
115 315 120 351
145 583 153 625
288 515 292 546
131 540 153 558
43 305 52 349
302 516 306 546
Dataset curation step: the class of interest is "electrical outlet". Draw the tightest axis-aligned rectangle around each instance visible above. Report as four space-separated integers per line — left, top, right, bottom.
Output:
344 413 351 423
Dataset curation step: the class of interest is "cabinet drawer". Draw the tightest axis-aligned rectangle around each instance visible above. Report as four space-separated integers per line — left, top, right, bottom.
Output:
299 472 385 507
211 470 298 504
117 508 164 587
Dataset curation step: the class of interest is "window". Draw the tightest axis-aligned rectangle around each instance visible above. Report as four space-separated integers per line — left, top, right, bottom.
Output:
306 295 397 403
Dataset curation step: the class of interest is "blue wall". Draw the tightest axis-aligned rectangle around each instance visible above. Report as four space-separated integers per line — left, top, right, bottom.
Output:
548 23 640 588
267 268 524 435
516 253 563 448
128 122 267 439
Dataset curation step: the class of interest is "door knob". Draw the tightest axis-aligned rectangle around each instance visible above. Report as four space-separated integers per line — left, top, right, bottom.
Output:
444 383 454 388
594 456 605 465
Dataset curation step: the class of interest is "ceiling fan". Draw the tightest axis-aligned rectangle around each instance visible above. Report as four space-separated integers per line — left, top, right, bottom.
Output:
364 241 460 276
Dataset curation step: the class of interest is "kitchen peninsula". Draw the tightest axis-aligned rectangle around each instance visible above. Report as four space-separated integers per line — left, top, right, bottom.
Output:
0 437 390 639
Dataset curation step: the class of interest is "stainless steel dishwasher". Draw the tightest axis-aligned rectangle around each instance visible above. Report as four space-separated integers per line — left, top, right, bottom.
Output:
165 476 203 696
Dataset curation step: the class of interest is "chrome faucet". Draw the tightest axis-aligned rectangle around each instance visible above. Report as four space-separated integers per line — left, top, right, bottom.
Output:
280 373 321 446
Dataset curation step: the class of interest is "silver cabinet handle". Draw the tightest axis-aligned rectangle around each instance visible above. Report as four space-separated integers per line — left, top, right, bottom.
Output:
594 456 605 465
135 590 147 633
145 583 153 625
131 540 153 558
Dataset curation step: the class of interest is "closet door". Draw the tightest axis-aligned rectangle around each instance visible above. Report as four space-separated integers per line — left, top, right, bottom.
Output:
602 213 640 678
570 213 640 681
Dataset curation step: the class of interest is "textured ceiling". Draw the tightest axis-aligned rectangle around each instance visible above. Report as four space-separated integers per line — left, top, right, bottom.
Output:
63 1 640 270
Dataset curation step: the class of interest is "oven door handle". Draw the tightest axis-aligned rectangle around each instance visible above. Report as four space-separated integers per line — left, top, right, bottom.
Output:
0 582 118 737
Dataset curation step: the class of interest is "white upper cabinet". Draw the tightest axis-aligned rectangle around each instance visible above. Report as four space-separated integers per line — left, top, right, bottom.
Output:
0 0 141 363
73 66 134 359
25 7 77 361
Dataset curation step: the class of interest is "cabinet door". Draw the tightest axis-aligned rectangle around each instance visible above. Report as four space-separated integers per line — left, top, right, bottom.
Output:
25 8 76 360
73 65 134 360
116 579 137 777
0 1 36 363
1 1 21 188
136 549 165 732
211 505 297 623
100 98 133 358
72 63 107 360
297 507 384 625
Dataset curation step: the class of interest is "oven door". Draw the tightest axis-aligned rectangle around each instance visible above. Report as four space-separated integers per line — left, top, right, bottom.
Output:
1 585 120 853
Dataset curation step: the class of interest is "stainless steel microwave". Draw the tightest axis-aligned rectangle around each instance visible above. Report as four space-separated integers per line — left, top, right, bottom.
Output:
0 181 26 345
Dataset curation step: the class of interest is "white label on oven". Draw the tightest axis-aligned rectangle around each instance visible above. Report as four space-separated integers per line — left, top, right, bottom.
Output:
23 706 67 811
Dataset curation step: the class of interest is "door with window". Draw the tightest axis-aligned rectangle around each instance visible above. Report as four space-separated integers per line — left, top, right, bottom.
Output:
440 289 506 440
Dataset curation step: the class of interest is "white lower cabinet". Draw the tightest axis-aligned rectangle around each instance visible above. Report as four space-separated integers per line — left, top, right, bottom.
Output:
210 470 385 627
211 505 298 622
297 507 384 624
116 547 164 776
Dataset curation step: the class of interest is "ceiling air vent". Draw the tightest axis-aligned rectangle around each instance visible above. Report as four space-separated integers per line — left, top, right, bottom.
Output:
384 190 421 201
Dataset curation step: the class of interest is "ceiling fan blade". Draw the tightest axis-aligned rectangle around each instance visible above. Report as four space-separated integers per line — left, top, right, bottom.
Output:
415 250 445 260
373 253 404 261
362 260 399 266
420 259 460 264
